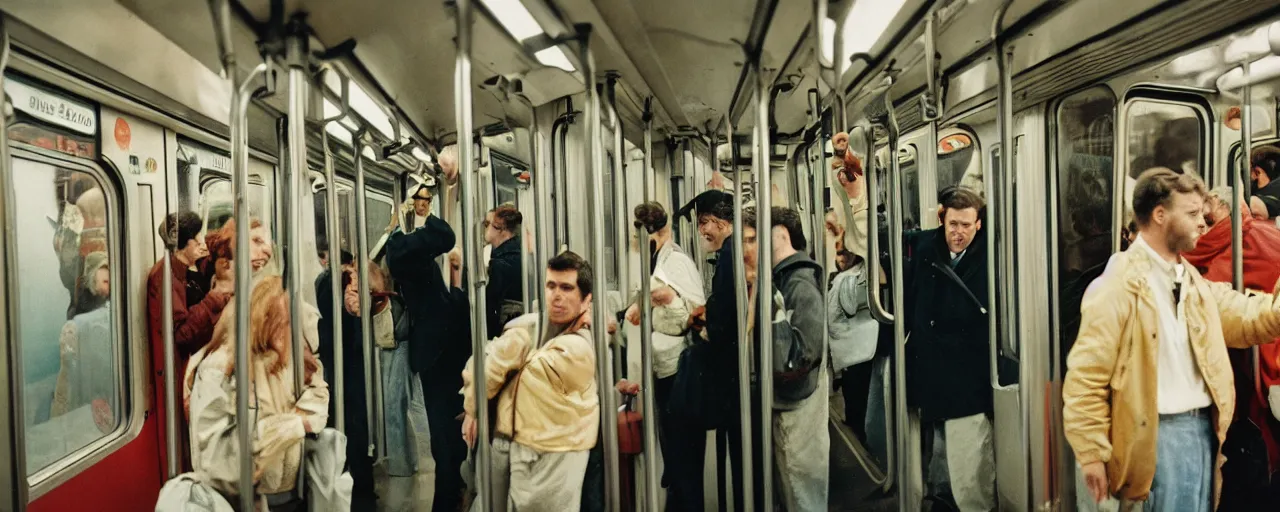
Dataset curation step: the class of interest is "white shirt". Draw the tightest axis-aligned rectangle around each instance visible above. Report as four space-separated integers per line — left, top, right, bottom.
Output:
1133 235 1212 414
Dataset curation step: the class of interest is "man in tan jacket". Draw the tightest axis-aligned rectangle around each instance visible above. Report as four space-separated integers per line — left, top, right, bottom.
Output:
1065 168 1280 511
461 251 599 511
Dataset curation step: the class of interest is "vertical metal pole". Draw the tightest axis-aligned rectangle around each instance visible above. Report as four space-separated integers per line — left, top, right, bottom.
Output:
638 99 660 510
285 27 309 407
0 14 26 510
578 32 623 512
232 63 267 512
806 89 829 366
882 81 916 512
352 136 385 460
607 77 629 326
863 120 893 323
753 64 775 512
518 93 550 323
455 2 493 509
729 113 755 512
321 127 346 433
162 252 178 479
1234 62 1250 293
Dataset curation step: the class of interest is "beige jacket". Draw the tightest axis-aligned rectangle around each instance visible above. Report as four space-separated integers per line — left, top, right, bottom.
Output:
462 313 599 453
1063 248 1280 505
185 321 329 497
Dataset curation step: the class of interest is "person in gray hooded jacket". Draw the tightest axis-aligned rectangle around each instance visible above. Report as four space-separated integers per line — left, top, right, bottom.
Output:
741 206 829 510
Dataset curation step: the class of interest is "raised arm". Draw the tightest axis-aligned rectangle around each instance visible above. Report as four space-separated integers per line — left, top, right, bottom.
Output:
1207 279 1280 348
1062 278 1128 466
386 215 457 266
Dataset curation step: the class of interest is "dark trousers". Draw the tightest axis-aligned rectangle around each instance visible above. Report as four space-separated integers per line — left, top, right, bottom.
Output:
842 361 874 444
720 387 766 512
422 370 466 512
654 375 705 511
341 396 376 506
581 440 605 511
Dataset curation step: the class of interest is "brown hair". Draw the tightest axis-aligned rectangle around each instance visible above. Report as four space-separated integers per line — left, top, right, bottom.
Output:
489 205 522 233
1132 168 1206 227
207 276 319 380
937 186 985 223
207 217 265 263
633 201 668 234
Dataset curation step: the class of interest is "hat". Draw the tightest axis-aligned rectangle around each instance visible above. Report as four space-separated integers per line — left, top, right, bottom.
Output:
676 189 734 223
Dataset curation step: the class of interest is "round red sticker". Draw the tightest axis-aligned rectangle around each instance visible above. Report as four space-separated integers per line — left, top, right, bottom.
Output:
114 117 131 151
92 398 114 434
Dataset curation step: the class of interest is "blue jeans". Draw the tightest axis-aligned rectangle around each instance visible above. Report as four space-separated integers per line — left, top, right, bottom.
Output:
1147 409 1214 512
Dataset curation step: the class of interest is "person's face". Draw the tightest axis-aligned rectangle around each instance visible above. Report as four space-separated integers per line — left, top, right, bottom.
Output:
181 233 208 262
93 266 110 298
742 226 758 276
545 268 589 325
215 258 233 282
1157 192 1206 253
1252 165 1268 189
484 212 502 246
249 225 273 272
942 207 981 254
413 195 432 217
697 214 732 252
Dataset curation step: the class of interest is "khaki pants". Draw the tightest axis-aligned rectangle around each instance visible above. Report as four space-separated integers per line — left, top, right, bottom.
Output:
476 438 590 512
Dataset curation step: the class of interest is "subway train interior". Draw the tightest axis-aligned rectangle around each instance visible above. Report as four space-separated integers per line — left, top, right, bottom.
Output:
1 0 1280 511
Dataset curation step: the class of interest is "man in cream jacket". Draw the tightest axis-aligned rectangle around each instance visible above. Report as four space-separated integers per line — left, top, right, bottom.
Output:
1065 169 1280 512
462 251 599 511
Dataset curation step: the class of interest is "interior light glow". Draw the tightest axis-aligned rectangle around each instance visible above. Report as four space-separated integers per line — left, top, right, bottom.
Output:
1224 26 1271 64
1217 55 1280 92
326 123 352 145
411 146 433 163
841 0 908 68
361 145 377 161
535 47 576 72
323 70 395 141
821 18 836 65
1168 47 1220 76
479 0 545 41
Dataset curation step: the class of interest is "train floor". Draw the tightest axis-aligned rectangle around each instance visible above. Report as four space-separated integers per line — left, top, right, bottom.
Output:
371 380 898 511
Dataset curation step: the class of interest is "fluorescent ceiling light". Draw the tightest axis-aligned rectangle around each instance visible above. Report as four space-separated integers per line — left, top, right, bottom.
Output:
480 0 544 41
411 147 432 163
821 18 836 64
841 0 908 70
535 47 575 72
1224 26 1271 64
1217 55 1280 91
1168 47 1220 76
361 145 377 161
323 70 395 141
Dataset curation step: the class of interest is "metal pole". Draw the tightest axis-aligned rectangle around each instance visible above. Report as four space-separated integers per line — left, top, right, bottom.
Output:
516 92 550 325
638 98 660 510
455 2 493 508
881 80 916 512
607 76 629 328
285 26 310 407
352 135 385 461
753 63 775 512
805 89 829 371
863 120 893 323
162 250 178 480
0 14 26 510
1234 61 1250 293
729 113 755 512
578 31 623 512
321 125 346 433
232 62 267 512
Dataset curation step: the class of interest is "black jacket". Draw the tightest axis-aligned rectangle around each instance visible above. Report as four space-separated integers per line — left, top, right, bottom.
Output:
902 227 991 423
486 236 523 336
315 269 370 445
384 215 470 374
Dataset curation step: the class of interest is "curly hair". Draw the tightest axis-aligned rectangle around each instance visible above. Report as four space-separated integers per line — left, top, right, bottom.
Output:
633 201 668 234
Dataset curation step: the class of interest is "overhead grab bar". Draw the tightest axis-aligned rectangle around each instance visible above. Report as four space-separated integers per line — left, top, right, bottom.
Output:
865 118 894 323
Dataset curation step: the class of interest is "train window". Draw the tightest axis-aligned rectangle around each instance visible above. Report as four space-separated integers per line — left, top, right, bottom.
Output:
12 152 124 478
364 192 393 255
1124 100 1203 211
899 144 920 231
1055 87 1116 361
198 178 273 233
937 130 978 191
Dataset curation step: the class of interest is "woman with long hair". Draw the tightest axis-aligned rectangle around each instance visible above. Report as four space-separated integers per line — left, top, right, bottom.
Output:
184 276 329 508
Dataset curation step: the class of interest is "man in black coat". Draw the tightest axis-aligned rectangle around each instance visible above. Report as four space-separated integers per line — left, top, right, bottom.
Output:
483 204 524 334
902 186 994 511
384 184 471 511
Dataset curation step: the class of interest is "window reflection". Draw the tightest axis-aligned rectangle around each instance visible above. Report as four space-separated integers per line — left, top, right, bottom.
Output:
1057 88 1116 364
15 157 121 475
937 131 978 192
1124 101 1202 212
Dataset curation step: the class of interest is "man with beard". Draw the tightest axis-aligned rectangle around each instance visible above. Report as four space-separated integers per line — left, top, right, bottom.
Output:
1066 169 1280 512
